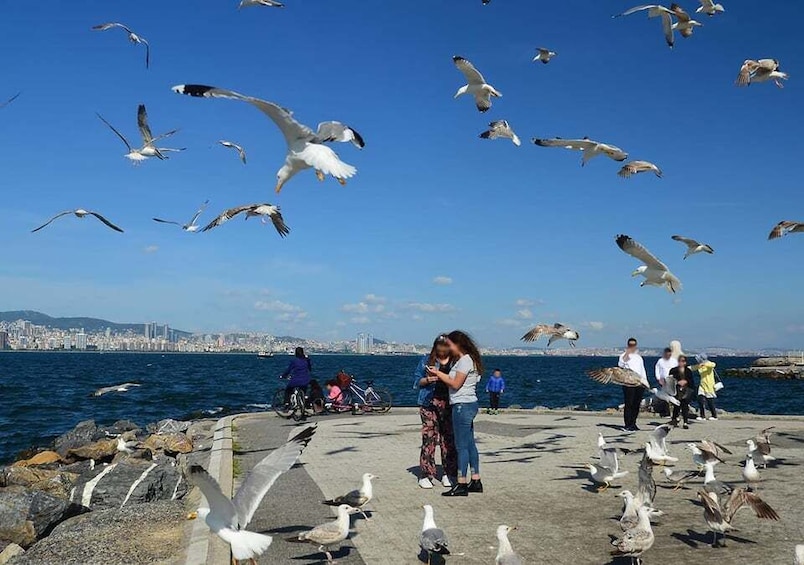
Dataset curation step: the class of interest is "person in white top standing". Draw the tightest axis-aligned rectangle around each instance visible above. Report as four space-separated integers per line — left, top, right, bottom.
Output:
427 330 484 497
654 347 678 417
618 337 647 432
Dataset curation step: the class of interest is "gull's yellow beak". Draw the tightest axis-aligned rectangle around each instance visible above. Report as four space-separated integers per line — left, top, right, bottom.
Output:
186 511 198 520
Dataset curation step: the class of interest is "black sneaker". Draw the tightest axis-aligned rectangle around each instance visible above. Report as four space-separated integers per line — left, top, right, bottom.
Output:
467 479 484 493
441 483 469 497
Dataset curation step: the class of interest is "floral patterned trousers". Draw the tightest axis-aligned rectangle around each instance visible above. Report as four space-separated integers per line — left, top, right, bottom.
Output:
419 398 457 479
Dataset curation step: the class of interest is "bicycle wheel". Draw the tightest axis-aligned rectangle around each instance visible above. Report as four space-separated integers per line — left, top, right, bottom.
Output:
366 388 392 413
291 389 306 421
272 388 292 419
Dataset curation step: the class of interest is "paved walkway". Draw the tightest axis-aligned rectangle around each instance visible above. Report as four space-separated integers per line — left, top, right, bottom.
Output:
200 408 804 564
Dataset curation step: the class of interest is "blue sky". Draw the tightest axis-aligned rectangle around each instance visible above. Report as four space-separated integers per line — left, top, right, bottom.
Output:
1 1 802 349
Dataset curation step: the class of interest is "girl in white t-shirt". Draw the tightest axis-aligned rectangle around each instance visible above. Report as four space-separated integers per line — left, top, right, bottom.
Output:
427 330 484 497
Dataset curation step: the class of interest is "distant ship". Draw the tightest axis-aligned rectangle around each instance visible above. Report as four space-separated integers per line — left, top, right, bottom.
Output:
257 351 274 358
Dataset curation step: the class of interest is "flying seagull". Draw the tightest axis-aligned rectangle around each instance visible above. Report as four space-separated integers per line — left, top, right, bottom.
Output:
97 105 183 163
219 140 247 164
614 4 702 48
618 160 662 178
91 22 150 68
671 235 714 259
1 92 20 109
736 59 788 88
292 504 359 564
452 56 502 113
768 220 804 240
532 136 627 166
239 0 285 7
153 200 210 232
480 121 520 146
697 488 779 548
32 209 123 233
521 323 579 348
420 505 450 565
172 84 364 193
201 203 289 237
495 525 522 565
186 425 316 564
94 382 141 396
587 366 649 389
322 472 376 519
533 48 557 64
616 234 682 293
697 0 725 16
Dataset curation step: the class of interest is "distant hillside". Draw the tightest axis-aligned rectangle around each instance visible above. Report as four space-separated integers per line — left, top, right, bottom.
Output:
0 310 190 336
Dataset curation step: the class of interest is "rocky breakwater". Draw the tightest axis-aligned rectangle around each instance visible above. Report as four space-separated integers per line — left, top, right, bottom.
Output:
0 417 216 564
723 357 804 379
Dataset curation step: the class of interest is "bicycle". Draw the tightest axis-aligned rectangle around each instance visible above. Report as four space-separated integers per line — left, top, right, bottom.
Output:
272 377 310 422
337 379 392 414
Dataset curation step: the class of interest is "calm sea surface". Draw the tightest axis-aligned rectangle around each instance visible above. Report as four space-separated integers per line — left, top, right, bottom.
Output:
1 352 802 463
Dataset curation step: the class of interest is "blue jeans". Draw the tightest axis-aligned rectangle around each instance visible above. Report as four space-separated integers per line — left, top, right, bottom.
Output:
452 401 479 479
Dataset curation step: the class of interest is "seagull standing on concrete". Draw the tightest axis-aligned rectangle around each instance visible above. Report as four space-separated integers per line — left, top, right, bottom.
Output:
91 22 150 68
697 488 779 548
294 504 359 564
420 505 450 565
610 505 654 565
495 525 522 565
322 473 376 519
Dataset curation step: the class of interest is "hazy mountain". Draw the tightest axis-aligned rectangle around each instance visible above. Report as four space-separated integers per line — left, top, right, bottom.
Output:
0 310 190 336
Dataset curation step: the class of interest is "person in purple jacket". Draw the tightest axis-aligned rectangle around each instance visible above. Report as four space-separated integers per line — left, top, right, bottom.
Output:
281 347 312 407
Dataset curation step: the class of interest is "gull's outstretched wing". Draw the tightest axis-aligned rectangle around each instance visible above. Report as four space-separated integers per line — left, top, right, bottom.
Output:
97 113 132 151
637 454 656 505
153 218 182 226
31 211 74 233
138 104 155 144
89 212 124 232
616 234 669 271
201 205 254 232
92 22 134 34
187 465 238 529
587 367 646 388
188 200 210 226
232 425 316 527
315 122 365 149
533 137 596 151
724 488 780 523
599 447 621 474
0 92 20 109
453 56 486 85
521 324 550 342
172 84 313 145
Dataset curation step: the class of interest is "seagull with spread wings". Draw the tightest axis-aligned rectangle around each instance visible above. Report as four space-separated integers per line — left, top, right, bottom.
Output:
587 366 649 389
1 92 20 109
452 56 502 113
697 0 725 15
521 323 579 347
736 59 788 88
172 84 364 193
97 105 183 163
219 140 248 164
479 120 521 146
201 204 289 237
533 136 628 166
91 22 150 68
768 220 804 240
697 488 780 548
614 4 702 48
618 160 662 178
32 209 123 233
671 235 714 259
186 425 316 564
153 200 210 232
616 234 682 293
533 47 557 64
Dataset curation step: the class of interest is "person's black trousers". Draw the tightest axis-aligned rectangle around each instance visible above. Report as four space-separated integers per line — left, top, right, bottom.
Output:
622 386 644 428
489 392 500 410
671 398 691 424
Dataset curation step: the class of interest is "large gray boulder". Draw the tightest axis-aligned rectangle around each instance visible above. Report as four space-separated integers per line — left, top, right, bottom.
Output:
0 467 79 500
67 458 187 510
52 421 99 458
0 487 86 548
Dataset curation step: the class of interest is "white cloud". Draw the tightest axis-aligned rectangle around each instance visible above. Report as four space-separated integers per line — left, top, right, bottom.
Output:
515 298 533 307
582 321 605 331
404 302 456 313
516 308 533 320
342 301 385 314
143 245 159 254
350 316 371 324
433 276 453 286
276 311 308 323
254 300 303 313
364 294 386 304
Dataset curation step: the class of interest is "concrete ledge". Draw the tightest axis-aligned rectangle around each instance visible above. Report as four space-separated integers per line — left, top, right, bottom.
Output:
183 415 233 565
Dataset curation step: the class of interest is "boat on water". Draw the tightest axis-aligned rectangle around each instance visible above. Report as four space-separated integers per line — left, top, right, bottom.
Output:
257 351 273 358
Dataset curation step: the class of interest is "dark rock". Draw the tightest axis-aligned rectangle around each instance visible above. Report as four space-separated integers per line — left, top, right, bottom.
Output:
65 439 117 462
53 421 99 458
103 420 140 434
68 458 186 510
10 501 187 565
1 468 79 500
146 418 191 435
0 487 86 548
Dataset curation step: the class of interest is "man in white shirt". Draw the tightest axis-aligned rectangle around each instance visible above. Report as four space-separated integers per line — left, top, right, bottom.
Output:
654 347 678 417
618 337 647 432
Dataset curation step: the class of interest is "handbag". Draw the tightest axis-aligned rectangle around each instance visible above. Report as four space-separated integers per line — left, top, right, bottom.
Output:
713 369 725 392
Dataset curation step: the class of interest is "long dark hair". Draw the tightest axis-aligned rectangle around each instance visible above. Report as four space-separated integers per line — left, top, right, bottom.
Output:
447 330 484 375
295 347 311 370
427 334 450 367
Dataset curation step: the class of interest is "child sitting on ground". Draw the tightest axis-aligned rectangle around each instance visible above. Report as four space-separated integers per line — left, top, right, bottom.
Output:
324 379 344 409
485 369 505 415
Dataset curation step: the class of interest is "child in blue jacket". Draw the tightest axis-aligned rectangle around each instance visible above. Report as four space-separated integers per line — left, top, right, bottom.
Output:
485 369 505 414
